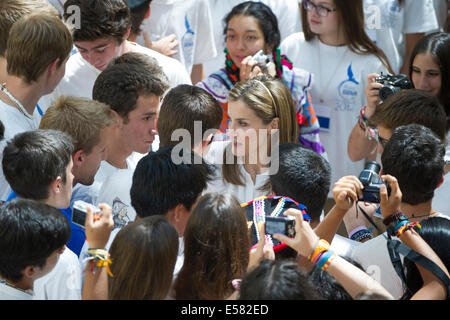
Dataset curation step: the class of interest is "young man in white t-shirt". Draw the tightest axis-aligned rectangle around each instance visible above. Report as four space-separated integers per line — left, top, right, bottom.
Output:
0 14 73 202
2 130 82 300
0 199 71 300
38 0 191 113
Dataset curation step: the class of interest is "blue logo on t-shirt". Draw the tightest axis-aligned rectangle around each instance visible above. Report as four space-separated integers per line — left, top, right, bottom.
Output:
336 64 359 112
181 14 195 65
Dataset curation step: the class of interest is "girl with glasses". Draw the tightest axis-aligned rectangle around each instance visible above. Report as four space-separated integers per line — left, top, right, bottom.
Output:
280 0 392 198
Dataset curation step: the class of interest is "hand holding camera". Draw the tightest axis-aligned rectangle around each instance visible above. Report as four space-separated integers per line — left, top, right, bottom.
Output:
273 208 319 258
378 174 402 218
239 50 276 81
72 200 113 249
332 175 365 211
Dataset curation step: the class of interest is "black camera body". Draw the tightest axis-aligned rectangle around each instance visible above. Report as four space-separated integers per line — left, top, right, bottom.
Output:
358 161 391 203
375 73 413 101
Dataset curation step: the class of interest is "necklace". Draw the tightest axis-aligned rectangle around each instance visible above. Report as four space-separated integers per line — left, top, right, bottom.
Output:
0 279 33 296
409 211 437 220
0 83 34 120
317 40 349 103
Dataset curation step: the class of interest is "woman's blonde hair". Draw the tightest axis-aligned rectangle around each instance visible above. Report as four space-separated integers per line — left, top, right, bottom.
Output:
223 75 298 187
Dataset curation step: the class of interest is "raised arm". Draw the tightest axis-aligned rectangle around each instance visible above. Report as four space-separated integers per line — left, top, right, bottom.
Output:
274 208 393 299
380 175 450 300
347 73 381 162
81 203 114 300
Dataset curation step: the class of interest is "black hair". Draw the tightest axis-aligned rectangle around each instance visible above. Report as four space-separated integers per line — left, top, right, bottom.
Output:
409 32 450 128
401 217 450 300
127 0 152 36
239 259 322 300
64 0 131 44
223 1 281 50
93 62 169 122
0 120 4 140
381 124 445 205
270 143 331 222
308 256 364 300
2 129 74 200
0 198 71 282
130 146 213 218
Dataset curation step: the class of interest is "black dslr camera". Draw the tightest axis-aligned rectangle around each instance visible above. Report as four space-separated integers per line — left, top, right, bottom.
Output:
358 161 391 203
374 73 413 101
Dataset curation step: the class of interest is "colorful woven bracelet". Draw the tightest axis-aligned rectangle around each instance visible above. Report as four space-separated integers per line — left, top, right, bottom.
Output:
308 239 330 262
358 105 376 139
396 221 422 238
83 248 113 277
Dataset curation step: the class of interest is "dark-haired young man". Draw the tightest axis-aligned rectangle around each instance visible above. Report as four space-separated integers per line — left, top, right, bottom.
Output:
130 146 213 276
2 129 82 299
38 0 191 113
0 199 71 300
342 124 449 299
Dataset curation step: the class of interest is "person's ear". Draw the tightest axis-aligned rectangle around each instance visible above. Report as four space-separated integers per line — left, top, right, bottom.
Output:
23 265 38 279
173 203 188 222
145 5 151 19
270 117 280 130
73 149 85 167
47 58 61 77
435 175 444 189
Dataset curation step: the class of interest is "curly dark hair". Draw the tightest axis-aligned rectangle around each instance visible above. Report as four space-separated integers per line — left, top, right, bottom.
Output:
64 0 131 43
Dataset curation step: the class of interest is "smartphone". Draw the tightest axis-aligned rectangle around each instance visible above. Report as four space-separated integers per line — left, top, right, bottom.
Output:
72 200 101 229
265 215 296 238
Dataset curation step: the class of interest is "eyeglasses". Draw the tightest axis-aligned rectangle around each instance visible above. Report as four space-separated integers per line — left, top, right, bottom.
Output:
303 0 337 17
377 135 389 149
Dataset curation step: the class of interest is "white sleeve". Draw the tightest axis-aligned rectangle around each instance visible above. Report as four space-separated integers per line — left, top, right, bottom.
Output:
403 0 439 34
193 0 218 64
33 249 82 300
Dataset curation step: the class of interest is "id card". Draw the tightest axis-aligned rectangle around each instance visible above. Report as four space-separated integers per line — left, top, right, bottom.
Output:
314 104 331 132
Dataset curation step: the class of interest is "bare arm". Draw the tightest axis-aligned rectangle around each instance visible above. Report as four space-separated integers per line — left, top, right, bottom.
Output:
347 74 381 161
379 176 449 300
81 204 114 300
274 209 393 299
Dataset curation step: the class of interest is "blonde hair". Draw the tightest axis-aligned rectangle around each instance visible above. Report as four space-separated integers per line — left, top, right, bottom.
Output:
0 0 60 57
6 14 72 83
39 96 116 154
223 75 298 187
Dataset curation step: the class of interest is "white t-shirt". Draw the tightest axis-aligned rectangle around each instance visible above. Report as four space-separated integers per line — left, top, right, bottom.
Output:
0 100 41 202
0 281 33 300
363 0 439 73
203 0 302 77
203 141 271 205
351 213 450 299
33 248 82 300
280 33 389 196
38 42 191 113
137 0 217 76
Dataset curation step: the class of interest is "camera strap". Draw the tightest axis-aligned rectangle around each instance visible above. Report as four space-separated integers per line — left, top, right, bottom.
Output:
356 202 450 298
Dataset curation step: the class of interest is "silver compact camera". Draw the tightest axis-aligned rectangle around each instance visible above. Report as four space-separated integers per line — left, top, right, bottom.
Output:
72 200 101 229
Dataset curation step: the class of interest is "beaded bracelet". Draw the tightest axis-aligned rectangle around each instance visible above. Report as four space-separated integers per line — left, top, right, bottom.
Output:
350 229 373 242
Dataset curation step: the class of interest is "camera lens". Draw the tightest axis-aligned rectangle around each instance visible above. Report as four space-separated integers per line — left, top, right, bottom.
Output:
379 85 401 101
364 161 381 174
